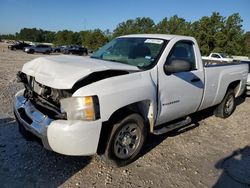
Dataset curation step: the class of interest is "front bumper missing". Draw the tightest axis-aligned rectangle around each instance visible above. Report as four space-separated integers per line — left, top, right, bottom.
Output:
14 89 52 149
14 89 102 156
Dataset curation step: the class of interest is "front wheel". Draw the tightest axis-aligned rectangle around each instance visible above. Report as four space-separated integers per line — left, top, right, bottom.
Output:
214 89 236 118
102 113 147 166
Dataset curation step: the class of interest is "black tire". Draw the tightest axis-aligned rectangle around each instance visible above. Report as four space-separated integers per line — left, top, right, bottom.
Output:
28 49 34 54
214 89 236 118
101 113 147 166
45 50 50 54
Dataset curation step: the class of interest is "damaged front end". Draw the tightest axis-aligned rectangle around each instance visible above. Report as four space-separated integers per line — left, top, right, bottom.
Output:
17 71 71 119
14 71 103 155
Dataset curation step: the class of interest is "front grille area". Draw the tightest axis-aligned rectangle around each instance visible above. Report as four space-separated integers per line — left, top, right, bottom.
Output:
29 99 66 119
28 77 72 106
20 75 70 119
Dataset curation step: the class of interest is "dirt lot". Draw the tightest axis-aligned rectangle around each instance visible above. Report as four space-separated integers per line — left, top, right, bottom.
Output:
0 42 249 188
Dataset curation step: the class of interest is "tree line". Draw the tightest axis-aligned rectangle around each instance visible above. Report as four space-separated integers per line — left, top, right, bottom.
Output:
1 12 250 57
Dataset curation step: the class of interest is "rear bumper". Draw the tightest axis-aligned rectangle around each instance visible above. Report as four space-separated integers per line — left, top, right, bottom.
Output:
14 89 102 156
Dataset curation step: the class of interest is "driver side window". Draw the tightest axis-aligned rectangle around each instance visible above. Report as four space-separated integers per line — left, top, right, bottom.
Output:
166 41 196 70
211 54 220 58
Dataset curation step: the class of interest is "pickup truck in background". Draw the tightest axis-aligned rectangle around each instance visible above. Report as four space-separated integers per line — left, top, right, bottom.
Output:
8 41 31 50
62 45 88 56
14 34 248 166
202 52 234 64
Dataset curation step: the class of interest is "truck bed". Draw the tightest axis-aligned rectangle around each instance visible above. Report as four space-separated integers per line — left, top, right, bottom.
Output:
199 63 248 111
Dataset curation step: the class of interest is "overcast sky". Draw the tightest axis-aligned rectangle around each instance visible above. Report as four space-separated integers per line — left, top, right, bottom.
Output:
0 0 249 34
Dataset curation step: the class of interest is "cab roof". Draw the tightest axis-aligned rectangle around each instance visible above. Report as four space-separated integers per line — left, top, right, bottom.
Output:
119 34 195 41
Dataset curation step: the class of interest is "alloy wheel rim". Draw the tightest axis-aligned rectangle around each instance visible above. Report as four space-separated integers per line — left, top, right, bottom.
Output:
113 123 141 159
225 95 234 115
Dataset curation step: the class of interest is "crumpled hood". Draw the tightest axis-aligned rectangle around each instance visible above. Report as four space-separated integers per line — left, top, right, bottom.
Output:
22 55 140 89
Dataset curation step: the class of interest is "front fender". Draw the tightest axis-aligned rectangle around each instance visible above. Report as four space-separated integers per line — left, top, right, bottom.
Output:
73 71 157 122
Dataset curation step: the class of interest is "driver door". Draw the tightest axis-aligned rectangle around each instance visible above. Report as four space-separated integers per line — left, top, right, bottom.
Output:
157 40 204 125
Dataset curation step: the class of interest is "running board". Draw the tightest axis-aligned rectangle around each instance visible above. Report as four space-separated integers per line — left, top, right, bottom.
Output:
153 117 192 135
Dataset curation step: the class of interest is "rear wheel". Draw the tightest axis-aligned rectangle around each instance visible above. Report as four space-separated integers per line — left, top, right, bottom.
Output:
102 113 147 166
214 89 236 118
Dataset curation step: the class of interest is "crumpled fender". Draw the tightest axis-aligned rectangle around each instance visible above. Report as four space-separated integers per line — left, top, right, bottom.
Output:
73 70 157 123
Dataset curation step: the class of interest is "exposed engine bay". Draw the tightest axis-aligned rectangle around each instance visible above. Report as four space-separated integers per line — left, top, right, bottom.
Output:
17 71 71 119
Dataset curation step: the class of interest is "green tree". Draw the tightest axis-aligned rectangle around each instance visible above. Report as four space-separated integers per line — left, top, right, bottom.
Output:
243 31 250 58
113 17 155 37
80 29 108 51
43 31 56 43
54 30 81 45
0 34 16 40
1 13 248 57
166 15 191 35
190 12 225 55
79 30 108 50
79 30 92 46
190 12 244 56
222 13 244 55
156 17 168 33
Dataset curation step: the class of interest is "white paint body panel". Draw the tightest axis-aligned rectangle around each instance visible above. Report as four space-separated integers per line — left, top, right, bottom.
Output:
22 55 139 89
73 70 157 122
199 64 248 110
157 36 205 124
47 120 102 155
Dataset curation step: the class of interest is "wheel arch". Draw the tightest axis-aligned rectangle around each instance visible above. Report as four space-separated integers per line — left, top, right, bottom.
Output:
227 80 241 97
97 100 151 155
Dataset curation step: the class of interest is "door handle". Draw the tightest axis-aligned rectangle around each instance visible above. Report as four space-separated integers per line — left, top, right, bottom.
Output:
191 77 201 83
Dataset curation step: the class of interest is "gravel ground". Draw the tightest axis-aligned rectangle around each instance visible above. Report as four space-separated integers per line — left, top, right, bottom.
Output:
0 42 249 188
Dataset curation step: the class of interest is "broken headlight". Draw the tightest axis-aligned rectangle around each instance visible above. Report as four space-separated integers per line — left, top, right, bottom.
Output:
60 96 100 121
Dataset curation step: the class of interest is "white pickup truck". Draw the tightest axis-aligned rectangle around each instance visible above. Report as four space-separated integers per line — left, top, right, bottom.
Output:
14 34 248 166
202 52 234 64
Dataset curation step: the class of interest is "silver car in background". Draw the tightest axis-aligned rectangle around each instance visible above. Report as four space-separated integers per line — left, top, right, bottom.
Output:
24 44 52 54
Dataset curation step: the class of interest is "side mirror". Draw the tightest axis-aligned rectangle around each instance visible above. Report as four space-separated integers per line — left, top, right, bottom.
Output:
164 59 192 75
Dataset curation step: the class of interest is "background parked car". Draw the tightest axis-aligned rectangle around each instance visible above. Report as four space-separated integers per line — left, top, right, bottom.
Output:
8 41 31 50
24 44 52 54
52 46 64 53
202 52 234 63
62 45 88 56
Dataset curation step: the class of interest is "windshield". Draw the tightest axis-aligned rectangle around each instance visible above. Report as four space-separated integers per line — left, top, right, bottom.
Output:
91 37 167 69
220 53 227 58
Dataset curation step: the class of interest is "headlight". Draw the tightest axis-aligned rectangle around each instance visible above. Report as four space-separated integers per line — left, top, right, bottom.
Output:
60 96 100 121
